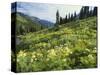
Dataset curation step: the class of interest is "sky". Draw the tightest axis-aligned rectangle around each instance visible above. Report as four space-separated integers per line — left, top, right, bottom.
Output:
12 2 82 23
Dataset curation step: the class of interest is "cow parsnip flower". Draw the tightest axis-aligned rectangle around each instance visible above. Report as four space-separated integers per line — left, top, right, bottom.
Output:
62 59 66 62
17 59 19 62
47 49 57 58
23 53 27 57
17 51 24 57
32 55 36 59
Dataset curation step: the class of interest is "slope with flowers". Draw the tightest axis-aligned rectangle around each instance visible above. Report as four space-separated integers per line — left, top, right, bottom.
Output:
13 16 97 72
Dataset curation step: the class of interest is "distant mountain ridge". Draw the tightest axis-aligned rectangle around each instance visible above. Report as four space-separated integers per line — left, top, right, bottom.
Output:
39 19 54 28
16 12 54 28
11 12 54 35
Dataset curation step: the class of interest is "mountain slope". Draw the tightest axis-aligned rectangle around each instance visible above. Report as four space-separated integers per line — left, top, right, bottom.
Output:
28 16 54 28
39 19 54 28
17 16 97 49
11 12 54 35
12 12 43 35
16 17 97 72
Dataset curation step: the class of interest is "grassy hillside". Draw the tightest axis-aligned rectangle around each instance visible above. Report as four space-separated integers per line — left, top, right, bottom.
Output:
12 12 44 35
15 17 97 72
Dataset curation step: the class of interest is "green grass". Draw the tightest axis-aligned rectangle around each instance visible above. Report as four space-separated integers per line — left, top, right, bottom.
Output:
13 17 97 72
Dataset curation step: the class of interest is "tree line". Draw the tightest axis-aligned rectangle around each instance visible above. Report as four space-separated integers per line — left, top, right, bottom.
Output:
56 6 97 25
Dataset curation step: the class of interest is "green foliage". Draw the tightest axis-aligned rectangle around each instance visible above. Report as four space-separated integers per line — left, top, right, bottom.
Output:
93 7 97 16
12 17 97 72
12 12 45 35
58 6 97 25
79 6 97 19
56 10 60 25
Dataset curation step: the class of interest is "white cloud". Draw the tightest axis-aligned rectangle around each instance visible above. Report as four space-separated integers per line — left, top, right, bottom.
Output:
17 2 82 23
42 4 82 22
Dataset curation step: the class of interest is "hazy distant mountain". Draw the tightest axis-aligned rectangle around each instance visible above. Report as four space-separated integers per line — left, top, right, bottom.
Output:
27 15 54 28
39 19 54 28
11 12 54 35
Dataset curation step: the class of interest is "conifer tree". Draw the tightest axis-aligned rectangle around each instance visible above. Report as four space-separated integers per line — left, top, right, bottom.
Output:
93 7 97 16
89 8 93 17
70 13 74 21
56 10 60 26
84 6 89 18
60 16 63 24
79 7 84 19
65 15 68 23
74 11 77 20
